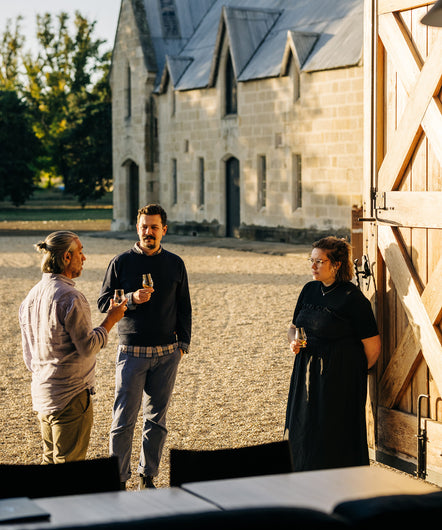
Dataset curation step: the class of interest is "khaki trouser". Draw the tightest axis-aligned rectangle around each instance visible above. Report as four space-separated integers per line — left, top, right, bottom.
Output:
38 389 93 464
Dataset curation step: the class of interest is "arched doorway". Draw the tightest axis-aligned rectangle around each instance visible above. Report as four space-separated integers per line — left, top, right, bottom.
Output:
225 157 240 237
128 161 139 226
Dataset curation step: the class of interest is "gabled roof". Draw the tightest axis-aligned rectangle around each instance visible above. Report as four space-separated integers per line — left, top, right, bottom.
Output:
281 31 320 75
219 6 281 78
136 0 216 84
159 56 193 93
115 0 364 92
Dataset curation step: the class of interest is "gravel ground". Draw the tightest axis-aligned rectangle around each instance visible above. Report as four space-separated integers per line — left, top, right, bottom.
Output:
0 226 312 489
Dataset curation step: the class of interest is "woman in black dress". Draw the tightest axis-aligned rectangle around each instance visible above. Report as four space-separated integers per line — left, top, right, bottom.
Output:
284 236 381 471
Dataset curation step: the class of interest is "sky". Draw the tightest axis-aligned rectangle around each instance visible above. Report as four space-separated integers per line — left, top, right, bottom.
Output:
0 0 122 53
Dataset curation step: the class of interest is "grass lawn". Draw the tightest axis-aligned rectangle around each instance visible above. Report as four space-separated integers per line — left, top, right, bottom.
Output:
0 207 113 222
0 188 113 222
0 188 113 232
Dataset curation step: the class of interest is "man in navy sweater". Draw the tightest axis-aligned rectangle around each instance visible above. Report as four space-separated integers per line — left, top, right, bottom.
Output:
98 204 191 489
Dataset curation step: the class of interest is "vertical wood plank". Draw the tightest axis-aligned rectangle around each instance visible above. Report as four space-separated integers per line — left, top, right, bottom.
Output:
411 9 430 410
393 9 414 413
427 3 442 415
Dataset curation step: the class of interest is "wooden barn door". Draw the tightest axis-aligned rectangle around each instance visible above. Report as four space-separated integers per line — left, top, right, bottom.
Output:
364 0 442 483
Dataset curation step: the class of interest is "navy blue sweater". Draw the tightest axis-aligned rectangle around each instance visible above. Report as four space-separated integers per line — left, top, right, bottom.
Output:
98 245 191 349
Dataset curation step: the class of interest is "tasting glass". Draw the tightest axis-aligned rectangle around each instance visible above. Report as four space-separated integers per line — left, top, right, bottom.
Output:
142 274 154 288
113 289 125 303
295 327 307 348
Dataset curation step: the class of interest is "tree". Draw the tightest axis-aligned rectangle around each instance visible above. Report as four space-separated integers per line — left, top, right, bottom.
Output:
0 11 112 205
61 98 112 207
60 55 112 206
0 17 24 90
22 11 112 201
0 90 41 205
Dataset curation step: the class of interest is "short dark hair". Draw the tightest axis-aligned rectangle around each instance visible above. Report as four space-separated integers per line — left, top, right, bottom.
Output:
137 204 167 227
312 236 353 282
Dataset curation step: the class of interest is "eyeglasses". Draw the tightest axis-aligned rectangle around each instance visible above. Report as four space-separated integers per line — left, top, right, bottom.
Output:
307 258 329 266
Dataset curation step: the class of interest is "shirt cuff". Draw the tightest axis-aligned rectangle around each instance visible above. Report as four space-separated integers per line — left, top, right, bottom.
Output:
178 341 189 354
125 292 136 310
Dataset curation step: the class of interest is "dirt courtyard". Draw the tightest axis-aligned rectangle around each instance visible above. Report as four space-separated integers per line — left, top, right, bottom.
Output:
0 227 312 489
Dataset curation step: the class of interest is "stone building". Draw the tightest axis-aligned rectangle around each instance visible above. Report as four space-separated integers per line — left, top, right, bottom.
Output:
110 0 364 242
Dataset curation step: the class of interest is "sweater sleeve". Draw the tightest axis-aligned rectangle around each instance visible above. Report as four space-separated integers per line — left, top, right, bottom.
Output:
97 258 117 313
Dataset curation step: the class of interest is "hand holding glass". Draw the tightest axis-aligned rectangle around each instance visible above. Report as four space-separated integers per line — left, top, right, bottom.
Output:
113 289 125 303
295 327 307 348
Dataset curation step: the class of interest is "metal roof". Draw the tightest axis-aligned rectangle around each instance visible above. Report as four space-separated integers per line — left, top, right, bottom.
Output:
141 0 217 78
132 0 363 91
223 7 282 77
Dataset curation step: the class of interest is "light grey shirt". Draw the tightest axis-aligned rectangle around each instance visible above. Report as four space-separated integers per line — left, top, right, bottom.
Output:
19 273 108 415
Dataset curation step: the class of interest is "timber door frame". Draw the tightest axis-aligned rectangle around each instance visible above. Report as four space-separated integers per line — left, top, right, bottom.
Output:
364 0 442 483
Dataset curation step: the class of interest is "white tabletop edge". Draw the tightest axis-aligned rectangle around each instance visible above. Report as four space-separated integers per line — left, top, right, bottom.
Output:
2 487 220 530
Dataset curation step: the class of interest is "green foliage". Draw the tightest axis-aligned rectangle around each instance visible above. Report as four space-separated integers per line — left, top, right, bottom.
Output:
0 11 112 206
0 17 24 90
0 90 41 205
62 96 112 207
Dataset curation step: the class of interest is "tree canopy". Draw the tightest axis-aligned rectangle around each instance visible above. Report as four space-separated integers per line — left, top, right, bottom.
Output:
0 11 112 206
0 90 41 205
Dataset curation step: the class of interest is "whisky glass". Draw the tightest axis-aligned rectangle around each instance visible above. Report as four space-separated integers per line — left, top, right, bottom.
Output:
142 273 154 288
113 289 125 303
295 327 307 348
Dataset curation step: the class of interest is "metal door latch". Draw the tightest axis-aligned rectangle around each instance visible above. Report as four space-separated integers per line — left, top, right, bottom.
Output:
354 255 372 290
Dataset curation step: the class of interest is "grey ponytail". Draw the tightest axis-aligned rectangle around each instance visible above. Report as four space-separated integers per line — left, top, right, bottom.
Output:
35 231 78 274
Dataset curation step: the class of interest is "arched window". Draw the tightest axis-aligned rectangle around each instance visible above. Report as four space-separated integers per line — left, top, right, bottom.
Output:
125 160 139 225
225 52 237 115
226 156 240 237
288 56 300 103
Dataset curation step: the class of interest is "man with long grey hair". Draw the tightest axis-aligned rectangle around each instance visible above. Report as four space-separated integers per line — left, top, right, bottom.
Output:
19 231 127 463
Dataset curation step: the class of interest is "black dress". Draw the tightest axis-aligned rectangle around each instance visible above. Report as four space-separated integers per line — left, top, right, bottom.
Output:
284 280 379 471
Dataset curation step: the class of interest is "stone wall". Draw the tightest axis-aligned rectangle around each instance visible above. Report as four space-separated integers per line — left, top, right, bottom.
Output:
110 0 157 231
156 57 364 241
111 1 364 241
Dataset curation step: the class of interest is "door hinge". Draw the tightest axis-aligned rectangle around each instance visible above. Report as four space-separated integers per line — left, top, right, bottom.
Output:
359 187 377 222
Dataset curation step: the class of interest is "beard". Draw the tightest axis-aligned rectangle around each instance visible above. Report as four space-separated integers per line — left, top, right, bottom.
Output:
143 237 156 248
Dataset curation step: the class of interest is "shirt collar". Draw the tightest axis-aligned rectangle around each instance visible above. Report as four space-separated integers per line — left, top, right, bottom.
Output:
42 272 75 286
134 242 162 256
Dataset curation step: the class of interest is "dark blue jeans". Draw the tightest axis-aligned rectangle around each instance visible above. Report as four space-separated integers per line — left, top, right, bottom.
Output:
109 348 181 481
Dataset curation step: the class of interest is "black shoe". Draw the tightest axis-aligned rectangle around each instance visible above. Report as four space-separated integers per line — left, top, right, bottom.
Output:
139 474 156 489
